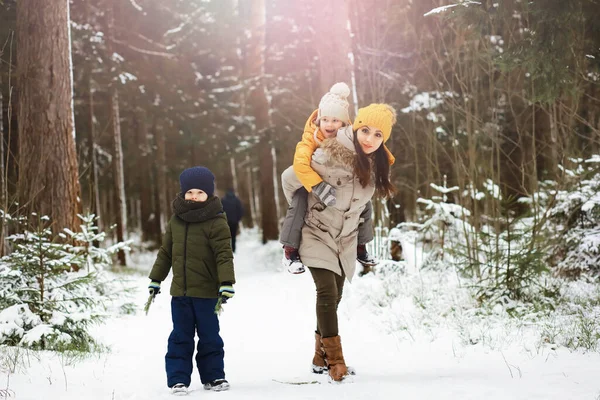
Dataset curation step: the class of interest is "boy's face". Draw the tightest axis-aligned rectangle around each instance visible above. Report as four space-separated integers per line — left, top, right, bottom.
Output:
356 125 384 154
319 117 344 139
185 189 208 202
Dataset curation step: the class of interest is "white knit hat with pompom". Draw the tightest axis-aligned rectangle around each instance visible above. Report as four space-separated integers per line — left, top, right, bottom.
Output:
317 82 351 123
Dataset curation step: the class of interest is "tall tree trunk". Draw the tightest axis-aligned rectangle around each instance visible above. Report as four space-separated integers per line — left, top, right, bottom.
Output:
110 87 127 265
87 77 102 231
0 73 4 210
312 0 353 95
230 156 239 196
84 0 101 233
105 1 127 264
270 144 283 223
243 154 257 228
0 72 7 256
245 0 278 243
137 109 156 243
154 122 169 232
16 0 81 232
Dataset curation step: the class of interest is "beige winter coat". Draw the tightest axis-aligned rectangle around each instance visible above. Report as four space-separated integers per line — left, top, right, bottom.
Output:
281 126 375 282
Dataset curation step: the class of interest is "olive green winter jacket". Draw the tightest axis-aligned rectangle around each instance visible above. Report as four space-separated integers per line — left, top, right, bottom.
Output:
149 195 236 298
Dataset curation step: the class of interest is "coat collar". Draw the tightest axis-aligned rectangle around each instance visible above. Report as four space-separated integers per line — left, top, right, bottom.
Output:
172 194 224 223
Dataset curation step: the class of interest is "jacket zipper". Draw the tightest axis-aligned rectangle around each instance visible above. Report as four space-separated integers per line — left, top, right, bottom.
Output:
183 222 189 296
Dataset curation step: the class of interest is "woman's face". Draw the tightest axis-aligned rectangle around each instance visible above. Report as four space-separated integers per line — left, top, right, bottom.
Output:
319 117 344 139
356 125 384 154
185 189 208 202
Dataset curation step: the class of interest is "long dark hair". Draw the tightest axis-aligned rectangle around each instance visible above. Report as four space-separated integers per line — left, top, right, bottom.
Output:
354 133 396 198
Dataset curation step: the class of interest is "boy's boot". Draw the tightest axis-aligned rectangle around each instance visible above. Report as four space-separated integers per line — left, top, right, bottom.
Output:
321 336 349 382
312 332 327 374
282 245 306 274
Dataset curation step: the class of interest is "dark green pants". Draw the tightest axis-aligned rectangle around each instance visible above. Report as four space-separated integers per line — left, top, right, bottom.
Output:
308 267 345 338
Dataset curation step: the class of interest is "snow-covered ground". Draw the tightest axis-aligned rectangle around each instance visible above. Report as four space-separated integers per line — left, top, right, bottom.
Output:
3 230 600 399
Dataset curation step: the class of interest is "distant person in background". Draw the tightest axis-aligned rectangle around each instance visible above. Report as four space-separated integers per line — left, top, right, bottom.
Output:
221 188 244 252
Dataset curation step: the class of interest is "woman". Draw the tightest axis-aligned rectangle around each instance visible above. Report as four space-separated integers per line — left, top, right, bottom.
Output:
281 103 396 382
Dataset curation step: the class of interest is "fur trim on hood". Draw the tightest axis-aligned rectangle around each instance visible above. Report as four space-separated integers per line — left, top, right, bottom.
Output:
320 126 356 170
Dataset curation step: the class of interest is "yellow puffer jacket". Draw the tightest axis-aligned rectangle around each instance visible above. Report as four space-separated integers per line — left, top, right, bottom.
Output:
292 110 326 191
292 109 395 192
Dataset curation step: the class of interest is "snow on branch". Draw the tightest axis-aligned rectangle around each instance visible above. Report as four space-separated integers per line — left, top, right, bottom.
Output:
164 22 186 37
424 1 482 17
128 0 143 12
430 182 459 194
401 91 456 113
163 6 206 37
585 155 600 163
212 83 244 93
111 38 174 59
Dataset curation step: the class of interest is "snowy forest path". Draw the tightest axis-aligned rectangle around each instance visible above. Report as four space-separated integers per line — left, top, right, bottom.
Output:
5 231 600 400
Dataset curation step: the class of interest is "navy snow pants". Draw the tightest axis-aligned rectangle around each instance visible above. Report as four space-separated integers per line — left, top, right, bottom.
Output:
166 296 225 388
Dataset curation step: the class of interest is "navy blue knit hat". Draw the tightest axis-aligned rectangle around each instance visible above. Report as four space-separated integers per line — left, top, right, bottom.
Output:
179 166 215 196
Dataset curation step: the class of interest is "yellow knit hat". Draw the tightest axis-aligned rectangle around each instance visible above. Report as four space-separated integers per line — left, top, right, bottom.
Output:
352 103 397 143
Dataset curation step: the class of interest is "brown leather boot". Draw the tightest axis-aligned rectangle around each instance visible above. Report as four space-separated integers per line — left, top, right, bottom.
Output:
312 332 327 373
321 335 348 381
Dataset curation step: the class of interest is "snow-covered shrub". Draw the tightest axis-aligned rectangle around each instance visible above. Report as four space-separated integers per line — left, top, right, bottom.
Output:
470 199 552 305
0 213 130 352
545 158 600 278
64 213 131 272
407 178 551 304
403 178 476 270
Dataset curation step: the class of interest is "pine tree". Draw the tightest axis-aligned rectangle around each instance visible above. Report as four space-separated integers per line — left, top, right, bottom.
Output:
0 214 129 352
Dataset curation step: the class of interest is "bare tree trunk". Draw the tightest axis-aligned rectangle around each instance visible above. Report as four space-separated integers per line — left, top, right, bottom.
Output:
16 0 81 232
0 73 5 210
271 144 282 223
87 77 102 231
103 0 127 264
230 156 239 195
138 110 156 243
109 87 127 265
245 0 278 243
252 165 261 227
0 72 7 256
312 0 353 94
154 123 169 232
246 155 258 228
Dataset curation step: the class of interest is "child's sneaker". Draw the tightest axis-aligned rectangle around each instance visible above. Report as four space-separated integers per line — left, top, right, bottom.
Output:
203 379 230 391
282 246 306 274
357 244 378 267
171 383 188 396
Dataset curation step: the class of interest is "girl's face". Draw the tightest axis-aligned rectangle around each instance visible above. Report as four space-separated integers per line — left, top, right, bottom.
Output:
356 125 384 154
319 117 344 139
185 189 208 202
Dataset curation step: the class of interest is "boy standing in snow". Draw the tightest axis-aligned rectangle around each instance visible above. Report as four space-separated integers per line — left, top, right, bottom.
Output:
280 82 392 274
148 166 235 396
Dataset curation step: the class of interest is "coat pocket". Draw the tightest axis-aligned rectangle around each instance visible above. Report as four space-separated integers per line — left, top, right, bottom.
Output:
305 202 332 233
